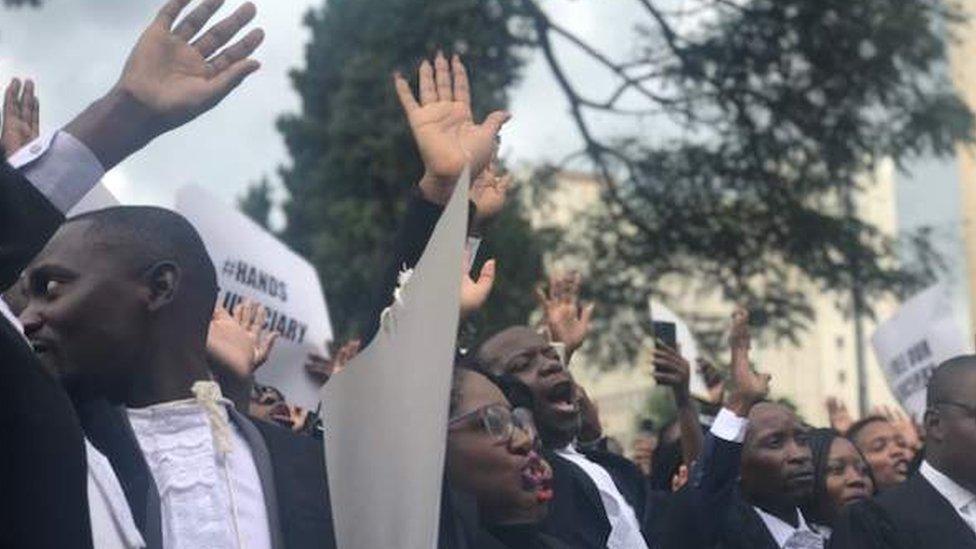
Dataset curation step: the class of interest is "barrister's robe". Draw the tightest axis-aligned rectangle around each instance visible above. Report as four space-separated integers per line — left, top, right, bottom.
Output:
0 156 93 548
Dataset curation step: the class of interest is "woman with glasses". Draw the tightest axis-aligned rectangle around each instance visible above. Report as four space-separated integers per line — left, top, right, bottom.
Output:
444 366 575 548
800 428 877 540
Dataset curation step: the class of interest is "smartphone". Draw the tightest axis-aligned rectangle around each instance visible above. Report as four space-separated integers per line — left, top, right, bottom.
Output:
652 321 677 351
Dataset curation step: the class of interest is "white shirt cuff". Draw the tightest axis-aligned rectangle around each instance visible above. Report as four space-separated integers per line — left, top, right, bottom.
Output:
9 131 105 214
710 407 749 443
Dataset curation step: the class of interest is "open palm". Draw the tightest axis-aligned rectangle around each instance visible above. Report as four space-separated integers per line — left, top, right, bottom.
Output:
395 53 510 204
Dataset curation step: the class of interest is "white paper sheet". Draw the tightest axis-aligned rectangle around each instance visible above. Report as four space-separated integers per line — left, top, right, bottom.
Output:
321 170 469 549
175 184 334 409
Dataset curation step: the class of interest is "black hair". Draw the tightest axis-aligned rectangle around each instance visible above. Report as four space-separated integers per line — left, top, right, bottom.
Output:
801 428 877 526
845 415 888 445
927 354 976 408
449 354 537 418
65 206 218 329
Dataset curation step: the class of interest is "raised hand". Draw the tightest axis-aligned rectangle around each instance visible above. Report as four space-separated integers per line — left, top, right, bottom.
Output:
873 404 922 451
470 158 513 231
536 271 595 361
206 299 278 380
698 358 726 405
653 343 691 402
66 0 264 169
1 78 39 156
460 247 496 319
726 307 770 417
306 338 362 383
394 52 511 204
826 396 854 434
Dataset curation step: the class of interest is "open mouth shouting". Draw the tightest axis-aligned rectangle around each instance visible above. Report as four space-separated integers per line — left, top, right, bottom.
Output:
520 451 554 503
546 379 578 416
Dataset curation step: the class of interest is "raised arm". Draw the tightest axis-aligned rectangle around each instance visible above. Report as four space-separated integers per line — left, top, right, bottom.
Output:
652 343 704 468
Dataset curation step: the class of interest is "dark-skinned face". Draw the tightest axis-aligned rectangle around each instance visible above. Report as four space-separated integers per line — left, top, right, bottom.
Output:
477 327 580 448
850 420 909 490
818 437 873 525
18 221 151 394
447 370 553 525
740 403 814 507
926 368 976 493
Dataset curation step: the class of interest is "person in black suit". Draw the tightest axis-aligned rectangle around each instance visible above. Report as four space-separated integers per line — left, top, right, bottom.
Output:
1 2 265 546
831 355 976 548
664 309 823 549
18 206 335 549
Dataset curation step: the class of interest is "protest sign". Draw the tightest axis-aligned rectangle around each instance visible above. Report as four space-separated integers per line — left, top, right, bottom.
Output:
871 282 971 420
321 171 469 549
175 184 333 409
649 299 709 399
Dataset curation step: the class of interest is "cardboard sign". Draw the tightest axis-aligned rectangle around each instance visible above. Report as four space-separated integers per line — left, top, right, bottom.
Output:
871 282 971 420
321 171 469 549
175 184 333 409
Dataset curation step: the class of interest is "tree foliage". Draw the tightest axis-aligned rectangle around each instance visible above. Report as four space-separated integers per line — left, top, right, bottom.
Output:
276 0 542 340
238 176 273 230
506 0 973 363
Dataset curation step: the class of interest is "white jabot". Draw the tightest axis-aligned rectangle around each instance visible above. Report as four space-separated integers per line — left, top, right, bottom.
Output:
86 439 145 548
126 382 272 549
920 460 976 535
8 131 105 213
753 506 823 549
555 445 649 549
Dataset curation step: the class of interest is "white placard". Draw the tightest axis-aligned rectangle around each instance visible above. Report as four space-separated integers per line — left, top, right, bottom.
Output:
321 171 469 549
871 282 971 421
175 184 333 409
649 299 708 399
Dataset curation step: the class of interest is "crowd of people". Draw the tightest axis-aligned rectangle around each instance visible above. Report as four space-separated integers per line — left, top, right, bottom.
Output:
2 1 975 548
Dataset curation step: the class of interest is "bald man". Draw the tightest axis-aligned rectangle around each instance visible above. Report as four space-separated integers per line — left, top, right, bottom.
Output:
20 207 335 549
832 355 976 548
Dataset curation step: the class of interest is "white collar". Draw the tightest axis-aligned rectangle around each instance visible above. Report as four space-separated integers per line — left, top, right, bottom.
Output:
920 460 976 513
753 506 815 548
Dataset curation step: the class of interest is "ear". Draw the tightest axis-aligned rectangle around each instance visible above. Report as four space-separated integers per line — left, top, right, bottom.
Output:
142 261 181 313
923 407 944 444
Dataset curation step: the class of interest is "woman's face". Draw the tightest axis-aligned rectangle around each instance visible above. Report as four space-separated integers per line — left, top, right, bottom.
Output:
853 420 910 490
447 371 553 525
820 437 874 523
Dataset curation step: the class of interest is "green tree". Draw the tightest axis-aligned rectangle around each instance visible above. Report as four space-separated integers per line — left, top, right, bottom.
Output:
509 0 974 363
276 0 541 340
238 176 272 230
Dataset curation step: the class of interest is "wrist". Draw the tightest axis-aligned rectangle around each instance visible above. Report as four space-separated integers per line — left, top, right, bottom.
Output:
64 87 158 171
673 387 691 407
418 171 456 205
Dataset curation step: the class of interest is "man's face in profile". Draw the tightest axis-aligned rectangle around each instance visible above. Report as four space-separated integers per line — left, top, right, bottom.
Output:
740 402 814 505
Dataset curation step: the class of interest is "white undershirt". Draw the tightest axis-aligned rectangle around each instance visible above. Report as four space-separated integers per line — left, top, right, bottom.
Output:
126 399 272 549
86 439 145 548
555 444 649 549
920 460 976 535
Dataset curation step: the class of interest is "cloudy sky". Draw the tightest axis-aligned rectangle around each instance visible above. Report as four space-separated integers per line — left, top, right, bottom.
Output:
0 0 968 315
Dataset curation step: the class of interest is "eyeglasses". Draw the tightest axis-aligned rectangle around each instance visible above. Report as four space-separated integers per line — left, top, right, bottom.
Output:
934 400 976 419
449 404 537 445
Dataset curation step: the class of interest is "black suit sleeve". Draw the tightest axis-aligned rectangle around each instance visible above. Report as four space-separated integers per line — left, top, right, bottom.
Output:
829 499 904 549
661 432 743 548
362 192 447 345
0 158 65 291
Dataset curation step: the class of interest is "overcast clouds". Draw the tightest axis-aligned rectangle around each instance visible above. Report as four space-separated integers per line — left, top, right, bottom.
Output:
0 0 968 311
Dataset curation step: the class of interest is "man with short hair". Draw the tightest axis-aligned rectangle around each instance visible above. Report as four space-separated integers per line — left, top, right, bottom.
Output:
20 206 335 549
832 355 976 548
845 415 912 491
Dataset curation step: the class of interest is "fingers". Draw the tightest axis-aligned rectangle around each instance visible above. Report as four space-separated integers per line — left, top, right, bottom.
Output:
451 54 470 106
470 259 496 299
208 57 262 104
155 0 194 29
207 27 264 76
434 51 452 102
3 78 20 123
393 72 419 114
173 0 225 42
481 110 512 138
193 1 257 59
418 60 436 106
580 302 595 328
232 300 246 324
534 283 549 308
26 81 39 135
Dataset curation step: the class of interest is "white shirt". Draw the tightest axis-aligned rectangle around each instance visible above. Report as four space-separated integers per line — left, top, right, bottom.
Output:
86 439 146 548
555 444 649 549
920 460 976 535
9 131 105 212
126 397 273 549
753 506 822 548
